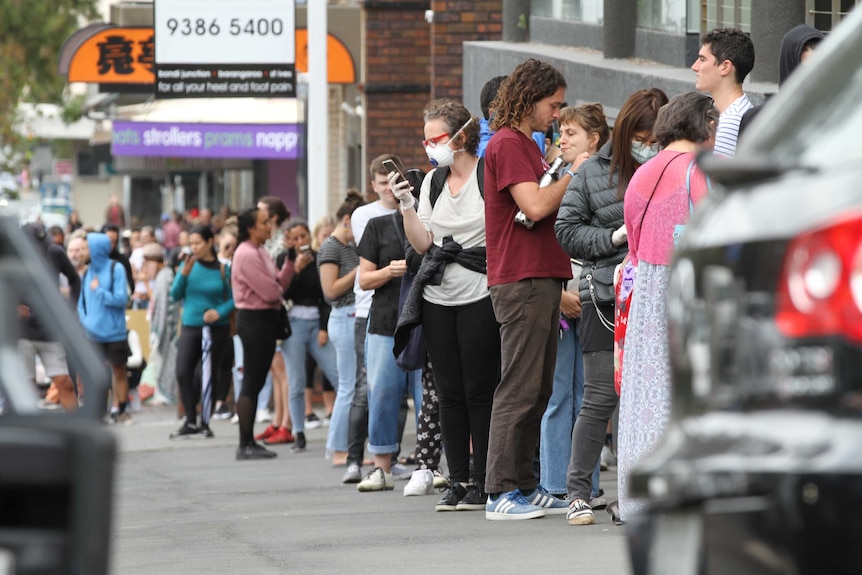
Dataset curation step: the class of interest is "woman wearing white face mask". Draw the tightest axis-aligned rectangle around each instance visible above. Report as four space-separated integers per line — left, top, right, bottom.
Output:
391 98 501 512
554 88 668 526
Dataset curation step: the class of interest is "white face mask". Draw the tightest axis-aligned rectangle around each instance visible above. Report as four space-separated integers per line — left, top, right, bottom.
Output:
631 140 661 164
425 117 474 168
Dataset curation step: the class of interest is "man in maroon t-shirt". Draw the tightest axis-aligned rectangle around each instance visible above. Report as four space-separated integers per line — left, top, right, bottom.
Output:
483 58 573 520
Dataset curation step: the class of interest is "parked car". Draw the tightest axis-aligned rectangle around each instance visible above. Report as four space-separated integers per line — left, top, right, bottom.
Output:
627 8 862 575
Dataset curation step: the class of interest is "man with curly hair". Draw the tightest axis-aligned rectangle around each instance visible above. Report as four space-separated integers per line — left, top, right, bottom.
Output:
482 58 573 520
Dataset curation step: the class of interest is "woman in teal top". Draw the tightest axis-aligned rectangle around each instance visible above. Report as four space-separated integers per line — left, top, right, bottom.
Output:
169 225 235 439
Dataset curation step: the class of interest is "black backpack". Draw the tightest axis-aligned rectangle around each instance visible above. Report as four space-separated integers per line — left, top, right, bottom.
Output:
428 157 485 209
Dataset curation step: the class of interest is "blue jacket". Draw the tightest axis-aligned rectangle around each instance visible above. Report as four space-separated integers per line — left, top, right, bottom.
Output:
78 233 129 342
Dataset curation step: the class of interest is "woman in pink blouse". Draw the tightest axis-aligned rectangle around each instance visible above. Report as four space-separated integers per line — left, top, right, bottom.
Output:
231 206 295 460
618 92 718 521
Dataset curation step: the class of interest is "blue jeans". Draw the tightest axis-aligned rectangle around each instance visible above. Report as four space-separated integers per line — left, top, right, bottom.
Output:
325 305 356 453
365 332 421 455
282 318 340 434
540 318 600 497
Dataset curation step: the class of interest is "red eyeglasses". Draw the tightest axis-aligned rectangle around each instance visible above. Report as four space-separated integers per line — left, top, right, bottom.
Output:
422 133 450 148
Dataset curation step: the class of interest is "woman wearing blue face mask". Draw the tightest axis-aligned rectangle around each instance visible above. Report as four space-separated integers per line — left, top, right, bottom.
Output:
554 87 668 526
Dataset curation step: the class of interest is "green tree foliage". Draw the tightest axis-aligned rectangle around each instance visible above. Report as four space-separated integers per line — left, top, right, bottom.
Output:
0 0 99 165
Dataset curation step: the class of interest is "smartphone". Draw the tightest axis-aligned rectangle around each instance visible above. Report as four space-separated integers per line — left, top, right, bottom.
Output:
299 244 311 255
382 159 406 184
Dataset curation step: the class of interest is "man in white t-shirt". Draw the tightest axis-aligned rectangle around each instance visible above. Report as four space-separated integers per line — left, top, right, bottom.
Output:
692 27 755 157
341 154 403 484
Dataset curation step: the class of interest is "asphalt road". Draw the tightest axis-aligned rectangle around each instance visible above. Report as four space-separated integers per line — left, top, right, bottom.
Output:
109 405 633 575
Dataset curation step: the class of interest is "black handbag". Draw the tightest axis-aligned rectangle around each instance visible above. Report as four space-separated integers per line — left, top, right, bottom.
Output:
586 264 616 305
275 301 292 340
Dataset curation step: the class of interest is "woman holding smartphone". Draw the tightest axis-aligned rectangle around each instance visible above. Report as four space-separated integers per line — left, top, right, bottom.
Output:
391 98 501 512
277 219 341 453
231 207 295 460
169 225 235 439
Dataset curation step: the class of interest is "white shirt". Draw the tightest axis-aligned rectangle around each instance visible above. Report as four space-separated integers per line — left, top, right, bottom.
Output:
714 93 752 158
417 164 489 306
351 201 397 319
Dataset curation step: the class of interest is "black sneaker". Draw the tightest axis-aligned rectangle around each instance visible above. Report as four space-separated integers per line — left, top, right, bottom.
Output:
236 442 277 460
199 424 215 439
305 413 322 429
436 483 468 512
291 431 306 453
170 422 201 440
455 484 488 511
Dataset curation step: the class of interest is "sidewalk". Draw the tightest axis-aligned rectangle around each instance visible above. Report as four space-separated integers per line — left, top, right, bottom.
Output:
109 404 632 575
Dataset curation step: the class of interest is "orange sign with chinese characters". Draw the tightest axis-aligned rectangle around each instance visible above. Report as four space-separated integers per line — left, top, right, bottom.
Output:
64 27 355 85
68 28 155 84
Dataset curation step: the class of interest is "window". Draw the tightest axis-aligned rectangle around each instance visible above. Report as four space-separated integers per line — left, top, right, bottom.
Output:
700 0 751 34
807 0 860 31
531 0 603 24
638 0 689 33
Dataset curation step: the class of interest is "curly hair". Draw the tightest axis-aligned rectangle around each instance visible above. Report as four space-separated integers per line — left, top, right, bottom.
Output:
489 59 567 132
559 103 610 150
702 27 755 84
423 98 480 156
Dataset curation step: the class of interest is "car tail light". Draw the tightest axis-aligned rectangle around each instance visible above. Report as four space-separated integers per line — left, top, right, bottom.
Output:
775 213 862 342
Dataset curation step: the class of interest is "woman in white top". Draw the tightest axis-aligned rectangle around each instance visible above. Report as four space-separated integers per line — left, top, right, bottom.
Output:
391 99 501 512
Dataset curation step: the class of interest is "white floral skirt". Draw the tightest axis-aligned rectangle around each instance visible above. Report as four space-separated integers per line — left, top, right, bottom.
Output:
617 261 672 521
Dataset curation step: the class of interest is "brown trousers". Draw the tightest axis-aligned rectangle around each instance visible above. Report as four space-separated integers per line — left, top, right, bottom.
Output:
485 278 562 494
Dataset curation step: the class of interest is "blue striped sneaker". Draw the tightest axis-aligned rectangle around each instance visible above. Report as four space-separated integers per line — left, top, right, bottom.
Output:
485 490 546 521
523 485 570 515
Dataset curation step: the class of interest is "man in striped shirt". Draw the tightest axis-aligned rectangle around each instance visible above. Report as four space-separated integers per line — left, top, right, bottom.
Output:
691 27 755 157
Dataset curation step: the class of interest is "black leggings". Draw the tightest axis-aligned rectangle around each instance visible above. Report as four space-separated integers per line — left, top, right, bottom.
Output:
176 324 231 425
422 297 500 484
236 309 277 447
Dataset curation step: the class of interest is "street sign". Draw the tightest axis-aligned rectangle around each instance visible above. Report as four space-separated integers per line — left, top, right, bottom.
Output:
52 160 74 177
153 0 296 99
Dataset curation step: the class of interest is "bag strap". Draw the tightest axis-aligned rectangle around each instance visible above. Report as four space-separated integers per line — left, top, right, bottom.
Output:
390 212 407 250
220 262 228 300
636 152 686 236
429 157 485 209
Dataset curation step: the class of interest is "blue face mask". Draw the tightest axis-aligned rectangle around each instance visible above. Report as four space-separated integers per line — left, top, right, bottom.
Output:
631 140 661 164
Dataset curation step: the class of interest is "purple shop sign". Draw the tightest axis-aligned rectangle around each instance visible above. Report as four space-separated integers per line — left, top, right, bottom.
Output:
111 121 300 159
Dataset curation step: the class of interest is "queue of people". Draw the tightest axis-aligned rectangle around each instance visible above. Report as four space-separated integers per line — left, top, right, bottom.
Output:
20 23 796 529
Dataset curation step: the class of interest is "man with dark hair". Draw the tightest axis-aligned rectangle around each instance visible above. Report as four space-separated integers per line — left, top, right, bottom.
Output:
478 75 507 157
483 58 573 520
100 223 135 294
692 27 755 157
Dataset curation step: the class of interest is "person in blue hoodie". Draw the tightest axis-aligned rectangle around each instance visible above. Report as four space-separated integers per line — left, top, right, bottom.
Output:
78 232 131 423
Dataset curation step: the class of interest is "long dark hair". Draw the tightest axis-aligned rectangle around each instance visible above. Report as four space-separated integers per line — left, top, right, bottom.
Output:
609 88 669 199
236 207 259 244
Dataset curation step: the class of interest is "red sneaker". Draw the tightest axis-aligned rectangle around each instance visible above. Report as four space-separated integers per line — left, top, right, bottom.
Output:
264 427 295 444
254 424 279 441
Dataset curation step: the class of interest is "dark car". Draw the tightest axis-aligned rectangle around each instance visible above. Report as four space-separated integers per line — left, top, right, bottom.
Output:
626 8 862 575
0 216 116 574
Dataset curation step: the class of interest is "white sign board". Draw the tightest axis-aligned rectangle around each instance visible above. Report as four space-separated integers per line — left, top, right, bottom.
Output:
155 0 296 64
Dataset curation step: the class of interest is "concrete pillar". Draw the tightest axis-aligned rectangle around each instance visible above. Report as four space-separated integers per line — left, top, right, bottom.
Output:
502 0 530 42
750 0 806 84
603 0 636 59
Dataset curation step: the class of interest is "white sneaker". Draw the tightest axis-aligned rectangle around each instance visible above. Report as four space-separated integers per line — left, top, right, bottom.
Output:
403 469 435 496
230 413 240 424
390 462 412 480
357 467 394 492
255 409 273 423
432 469 450 489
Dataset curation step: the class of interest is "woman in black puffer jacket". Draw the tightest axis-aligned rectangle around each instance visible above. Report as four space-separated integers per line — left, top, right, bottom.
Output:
554 88 668 524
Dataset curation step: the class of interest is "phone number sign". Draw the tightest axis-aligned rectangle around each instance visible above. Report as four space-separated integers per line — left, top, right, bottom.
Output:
154 0 296 99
